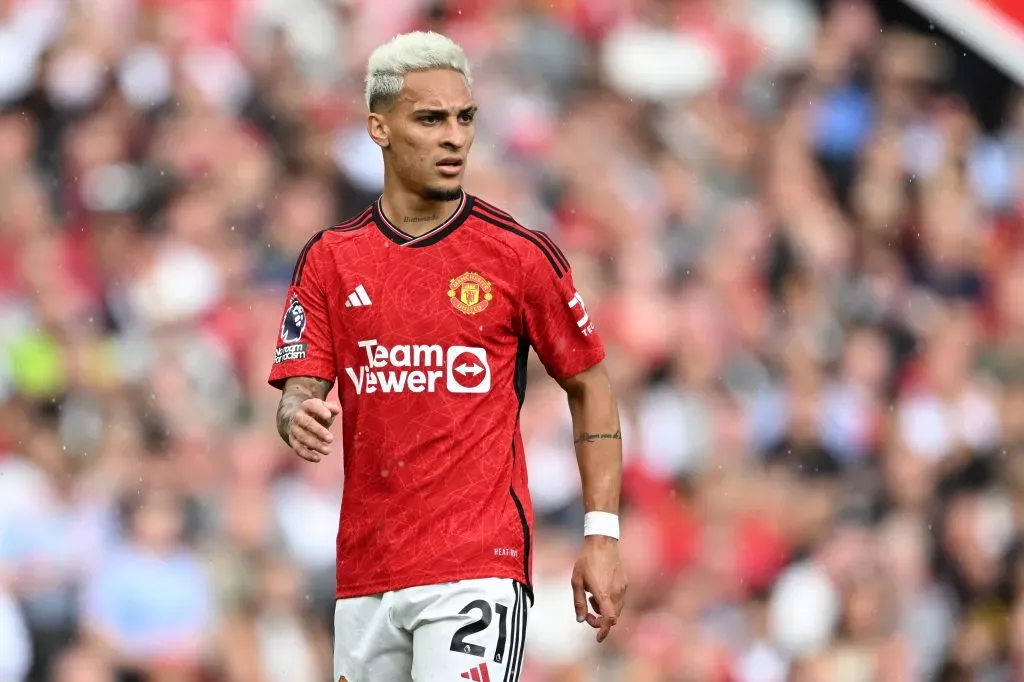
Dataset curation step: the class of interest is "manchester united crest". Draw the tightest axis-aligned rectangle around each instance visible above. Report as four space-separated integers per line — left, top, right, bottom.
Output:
448 272 493 315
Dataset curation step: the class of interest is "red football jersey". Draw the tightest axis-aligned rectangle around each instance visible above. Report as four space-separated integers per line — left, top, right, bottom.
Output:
268 193 605 600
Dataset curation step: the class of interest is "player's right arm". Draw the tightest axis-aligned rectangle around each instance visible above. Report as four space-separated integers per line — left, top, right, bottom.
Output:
276 377 340 463
268 239 340 463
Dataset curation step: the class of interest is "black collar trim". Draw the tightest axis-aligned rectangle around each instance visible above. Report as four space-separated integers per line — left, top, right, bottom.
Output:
372 192 474 248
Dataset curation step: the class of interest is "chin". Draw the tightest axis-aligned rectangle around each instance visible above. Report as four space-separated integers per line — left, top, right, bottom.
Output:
423 184 464 202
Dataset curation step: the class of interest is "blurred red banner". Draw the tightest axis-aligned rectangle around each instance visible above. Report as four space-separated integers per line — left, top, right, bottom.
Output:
982 0 1024 29
901 0 1024 84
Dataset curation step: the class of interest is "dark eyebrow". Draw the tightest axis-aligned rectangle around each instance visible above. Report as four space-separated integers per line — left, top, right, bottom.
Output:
412 105 478 117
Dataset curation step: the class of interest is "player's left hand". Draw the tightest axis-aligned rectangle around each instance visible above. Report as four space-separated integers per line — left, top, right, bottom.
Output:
571 535 627 643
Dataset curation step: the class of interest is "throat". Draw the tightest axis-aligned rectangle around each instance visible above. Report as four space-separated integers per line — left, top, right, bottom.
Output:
380 192 463 239
401 213 441 231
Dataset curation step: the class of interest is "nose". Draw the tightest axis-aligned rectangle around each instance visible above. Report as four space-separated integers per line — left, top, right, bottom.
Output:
441 118 468 150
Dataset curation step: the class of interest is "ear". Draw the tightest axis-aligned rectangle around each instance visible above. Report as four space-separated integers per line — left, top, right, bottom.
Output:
367 113 390 150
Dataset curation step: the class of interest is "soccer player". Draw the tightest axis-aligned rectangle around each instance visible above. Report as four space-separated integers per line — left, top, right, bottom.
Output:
269 31 626 682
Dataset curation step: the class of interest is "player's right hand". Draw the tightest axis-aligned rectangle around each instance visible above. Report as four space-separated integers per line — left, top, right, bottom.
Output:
287 399 341 463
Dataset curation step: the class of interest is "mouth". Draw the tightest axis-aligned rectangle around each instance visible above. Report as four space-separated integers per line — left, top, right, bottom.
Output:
436 157 464 177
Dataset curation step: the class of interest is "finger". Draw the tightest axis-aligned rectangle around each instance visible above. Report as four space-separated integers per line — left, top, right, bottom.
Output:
304 433 332 457
571 573 587 623
613 584 627 618
595 594 617 643
291 422 327 448
291 432 325 460
325 401 342 416
583 596 606 628
304 400 335 424
294 412 334 443
596 594 617 627
292 427 331 456
292 442 321 463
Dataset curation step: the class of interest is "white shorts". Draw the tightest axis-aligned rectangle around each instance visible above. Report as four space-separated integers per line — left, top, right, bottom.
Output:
333 577 530 682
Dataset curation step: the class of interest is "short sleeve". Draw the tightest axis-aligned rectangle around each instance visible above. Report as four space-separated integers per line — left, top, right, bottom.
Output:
521 237 605 380
267 251 336 390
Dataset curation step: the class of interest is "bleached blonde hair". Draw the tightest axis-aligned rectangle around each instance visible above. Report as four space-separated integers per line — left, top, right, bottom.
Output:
364 31 472 112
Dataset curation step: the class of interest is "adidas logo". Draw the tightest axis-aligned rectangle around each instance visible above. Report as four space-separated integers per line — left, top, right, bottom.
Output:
344 284 372 308
460 663 490 682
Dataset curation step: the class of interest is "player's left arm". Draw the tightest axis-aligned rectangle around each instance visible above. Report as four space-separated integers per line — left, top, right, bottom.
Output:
559 363 622 517
520 236 627 644
559 362 627 643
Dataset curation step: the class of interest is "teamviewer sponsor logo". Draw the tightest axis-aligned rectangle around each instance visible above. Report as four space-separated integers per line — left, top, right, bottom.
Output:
446 346 491 393
345 340 490 395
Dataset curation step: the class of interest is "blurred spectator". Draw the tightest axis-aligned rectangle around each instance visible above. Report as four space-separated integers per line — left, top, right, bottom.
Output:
52 645 116 682
0 421 112 681
270 443 343 618
0 582 32 682
81 489 213 679
218 554 327 682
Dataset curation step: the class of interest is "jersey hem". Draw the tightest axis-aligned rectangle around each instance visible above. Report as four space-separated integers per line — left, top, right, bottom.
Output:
336 568 533 603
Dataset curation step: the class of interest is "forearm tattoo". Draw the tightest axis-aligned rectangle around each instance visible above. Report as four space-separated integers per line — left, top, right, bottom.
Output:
276 377 332 444
574 430 622 445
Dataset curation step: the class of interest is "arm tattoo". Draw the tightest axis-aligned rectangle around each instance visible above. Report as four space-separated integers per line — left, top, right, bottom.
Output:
573 430 622 445
276 377 332 445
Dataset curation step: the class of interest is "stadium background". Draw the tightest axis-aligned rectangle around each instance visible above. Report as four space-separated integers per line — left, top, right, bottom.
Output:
2 0 1024 680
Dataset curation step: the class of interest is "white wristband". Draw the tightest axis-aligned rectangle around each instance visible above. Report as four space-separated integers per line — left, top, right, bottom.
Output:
584 512 620 540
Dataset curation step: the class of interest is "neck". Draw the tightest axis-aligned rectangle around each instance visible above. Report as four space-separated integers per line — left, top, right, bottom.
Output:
379 179 462 238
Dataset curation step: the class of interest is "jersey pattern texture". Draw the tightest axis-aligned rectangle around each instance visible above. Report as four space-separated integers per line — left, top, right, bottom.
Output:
268 192 605 601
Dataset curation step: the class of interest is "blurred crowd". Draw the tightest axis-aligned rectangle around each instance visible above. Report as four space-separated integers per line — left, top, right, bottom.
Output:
2 0 1024 680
